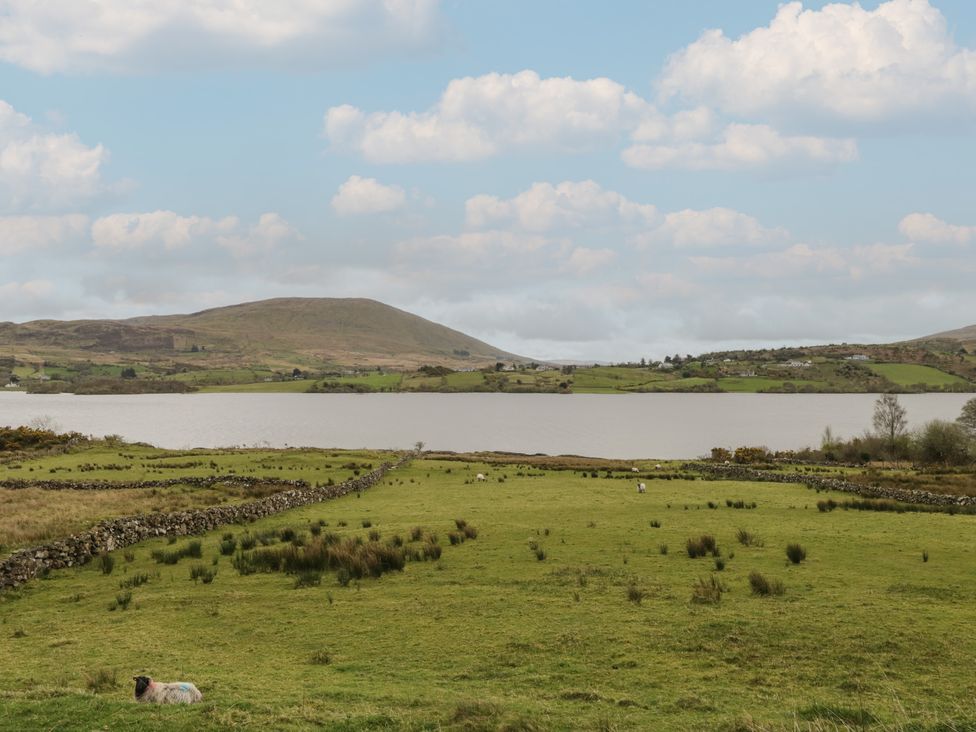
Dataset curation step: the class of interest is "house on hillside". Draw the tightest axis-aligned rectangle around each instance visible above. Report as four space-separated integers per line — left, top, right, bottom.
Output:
845 354 870 361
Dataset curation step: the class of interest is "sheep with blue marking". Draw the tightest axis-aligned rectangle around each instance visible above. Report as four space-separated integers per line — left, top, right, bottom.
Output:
133 675 202 704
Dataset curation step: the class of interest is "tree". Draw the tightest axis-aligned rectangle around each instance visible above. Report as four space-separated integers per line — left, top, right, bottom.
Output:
958 397 976 436
873 393 907 457
915 420 973 466
120 367 137 379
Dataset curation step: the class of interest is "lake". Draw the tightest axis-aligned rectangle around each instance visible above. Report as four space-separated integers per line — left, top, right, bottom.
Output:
2 391 972 458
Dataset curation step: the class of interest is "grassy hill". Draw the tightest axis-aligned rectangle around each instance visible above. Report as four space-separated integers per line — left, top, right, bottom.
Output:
0 298 527 373
916 323 976 352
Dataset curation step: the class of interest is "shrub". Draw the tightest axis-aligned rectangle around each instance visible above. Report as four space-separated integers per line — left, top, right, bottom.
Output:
423 542 443 561
189 565 216 583
736 528 764 547
448 531 463 546
690 575 725 604
232 552 257 575
455 519 468 530
219 537 237 556
310 524 322 537
817 499 838 512
409 526 423 542
714 558 726 571
923 550 929 563
122 551 135 563
786 543 807 564
98 553 114 575
686 535 718 558
367 529 381 542
185 540 203 558
279 528 297 542
361 520 372 529
749 571 785 597
626 583 646 605
535 548 547 561
294 571 322 589
119 573 149 590
336 568 351 587
113 590 132 610
309 650 332 665
462 525 478 540
649 520 661 528
659 544 668 555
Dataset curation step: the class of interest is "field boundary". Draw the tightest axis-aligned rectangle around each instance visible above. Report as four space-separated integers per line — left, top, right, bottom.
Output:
0 452 414 591
688 462 976 507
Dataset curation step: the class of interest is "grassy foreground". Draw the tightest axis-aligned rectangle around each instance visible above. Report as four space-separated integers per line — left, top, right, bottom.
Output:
2 452 976 730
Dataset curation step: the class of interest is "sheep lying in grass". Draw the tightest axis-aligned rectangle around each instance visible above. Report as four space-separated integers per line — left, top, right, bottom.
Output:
133 675 202 704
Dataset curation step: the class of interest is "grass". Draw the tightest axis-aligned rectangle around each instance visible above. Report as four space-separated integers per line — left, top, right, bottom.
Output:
0 445 393 557
2 452 976 729
867 362 969 388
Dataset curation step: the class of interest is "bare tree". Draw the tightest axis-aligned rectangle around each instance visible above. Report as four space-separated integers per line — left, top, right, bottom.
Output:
873 393 907 457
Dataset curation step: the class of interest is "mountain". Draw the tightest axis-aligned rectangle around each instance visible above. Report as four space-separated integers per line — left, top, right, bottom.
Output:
0 298 529 370
916 324 976 350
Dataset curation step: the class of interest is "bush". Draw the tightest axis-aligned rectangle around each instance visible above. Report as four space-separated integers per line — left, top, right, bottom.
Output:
690 575 725 604
736 528 764 547
749 571 785 596
923 550 929 563
626 583 646 605
714 558 725 571
219 537 237 556
649 520 661 528
409 526 423 542
534 547 547 561
659 544 668 555
112 590 132 610
294 571 322 589
786 543 807 564
914 420 974 466
367 528 381 542
189 565 216 584
686 535 718 558
98 553 114 575
119 573 149 589
309 650 332 665
462 524 478 540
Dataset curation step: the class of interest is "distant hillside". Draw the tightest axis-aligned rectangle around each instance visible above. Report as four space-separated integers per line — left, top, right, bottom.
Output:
916 324 976 349
0 298 528 370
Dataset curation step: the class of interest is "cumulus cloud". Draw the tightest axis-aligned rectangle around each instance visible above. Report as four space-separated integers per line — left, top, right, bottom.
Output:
0 100 107 212
331 175 406 215
899 212 975 244
623 123 857 171
466 180 656 231
0 0 445 74
466 181 782 251
658 0 976 125
90 210 300 256
325 70 653 162
0 214 88 255
644 207 788 249
562 247 616 275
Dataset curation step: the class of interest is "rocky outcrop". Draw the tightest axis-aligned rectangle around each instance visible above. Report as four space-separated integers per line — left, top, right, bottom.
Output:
0 453 413 591
685 462 976 507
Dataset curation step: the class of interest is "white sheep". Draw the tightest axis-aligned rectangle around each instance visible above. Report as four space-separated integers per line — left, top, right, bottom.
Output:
637 482 646 494
476 473 486 481
133 676 202 704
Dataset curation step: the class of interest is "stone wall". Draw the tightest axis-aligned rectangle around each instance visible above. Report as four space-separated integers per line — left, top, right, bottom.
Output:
686 462 976 507
0 475 308 492
0 453 413 591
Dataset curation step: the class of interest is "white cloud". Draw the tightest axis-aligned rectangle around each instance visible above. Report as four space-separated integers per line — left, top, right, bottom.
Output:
0 100 107 212
466 180 656 231
635 272 699 299
0 214 88 255
325 70 653 163
562 247 616 275
658 0 976 124
646 207 788 249
0 0 444 74
90 210 299 256
331 175 407 215
623 123 857 171
899 212 975 244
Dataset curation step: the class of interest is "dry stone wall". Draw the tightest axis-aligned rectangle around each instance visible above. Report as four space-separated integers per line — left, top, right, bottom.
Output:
0 453 413 591
687 462 976 507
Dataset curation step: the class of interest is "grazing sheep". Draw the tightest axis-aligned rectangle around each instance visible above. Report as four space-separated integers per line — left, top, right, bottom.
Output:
133 675 202 704
476 473 486 481
654 464 663 470
637 482 646 494
631 467 639 473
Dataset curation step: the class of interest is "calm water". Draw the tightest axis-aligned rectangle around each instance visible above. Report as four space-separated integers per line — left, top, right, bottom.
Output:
0 391 972 459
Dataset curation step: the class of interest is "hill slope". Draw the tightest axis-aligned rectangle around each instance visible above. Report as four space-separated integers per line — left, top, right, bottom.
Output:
917 323 976 349
0 298 527 370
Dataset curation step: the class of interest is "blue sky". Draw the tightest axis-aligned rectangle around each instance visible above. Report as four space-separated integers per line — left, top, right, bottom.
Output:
1 0 974 361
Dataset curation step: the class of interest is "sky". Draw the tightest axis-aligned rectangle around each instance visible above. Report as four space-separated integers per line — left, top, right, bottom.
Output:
1 0 974 362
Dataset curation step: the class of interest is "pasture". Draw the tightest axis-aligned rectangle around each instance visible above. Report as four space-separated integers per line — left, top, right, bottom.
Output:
866 363 968 388
1 450 975 730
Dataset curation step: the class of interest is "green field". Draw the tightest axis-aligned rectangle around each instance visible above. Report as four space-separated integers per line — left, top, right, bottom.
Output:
2 449 975 730
866 363 968 388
